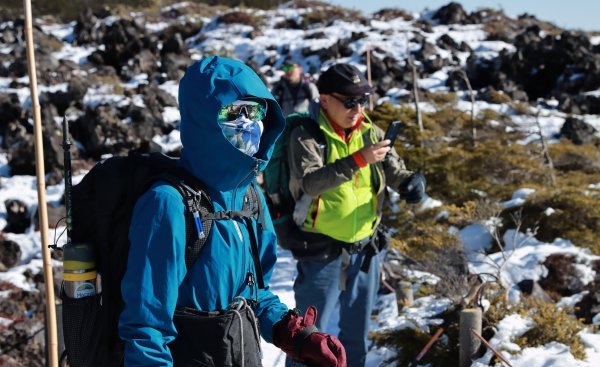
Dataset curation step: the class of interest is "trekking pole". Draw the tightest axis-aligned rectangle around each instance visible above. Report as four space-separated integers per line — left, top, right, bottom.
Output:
23 0 59 366
62 117 73 243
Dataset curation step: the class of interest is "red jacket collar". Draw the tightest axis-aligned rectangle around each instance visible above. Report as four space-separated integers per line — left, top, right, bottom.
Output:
323 110 363 143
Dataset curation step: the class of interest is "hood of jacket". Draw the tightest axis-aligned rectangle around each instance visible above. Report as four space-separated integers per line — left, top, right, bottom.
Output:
179 56 285 200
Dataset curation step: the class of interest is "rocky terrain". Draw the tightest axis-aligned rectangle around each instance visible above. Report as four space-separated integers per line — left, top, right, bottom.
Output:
0 1 599 366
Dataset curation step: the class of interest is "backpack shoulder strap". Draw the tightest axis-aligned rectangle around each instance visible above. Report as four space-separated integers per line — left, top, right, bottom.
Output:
154 172 214 270
302 82 313 100
294 115 326 161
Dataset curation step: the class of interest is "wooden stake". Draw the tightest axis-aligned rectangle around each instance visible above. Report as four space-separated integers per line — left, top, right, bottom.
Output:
396 281 414 309
23 1 58 366
457 69 476 148
459 308 482 367
406 40 424 138
534 110 556 187
366 46 373 110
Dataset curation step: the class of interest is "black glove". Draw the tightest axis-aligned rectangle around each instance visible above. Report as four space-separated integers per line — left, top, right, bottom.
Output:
398 172 426 204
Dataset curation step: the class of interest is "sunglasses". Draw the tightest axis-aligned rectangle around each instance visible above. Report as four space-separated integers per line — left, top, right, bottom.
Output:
331 94 369 109
218 97 268 122
282 65 296 72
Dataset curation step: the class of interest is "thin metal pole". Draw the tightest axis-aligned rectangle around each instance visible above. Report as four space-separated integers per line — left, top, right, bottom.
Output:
471 328 513 367
415 327 444 362
23 1 59 366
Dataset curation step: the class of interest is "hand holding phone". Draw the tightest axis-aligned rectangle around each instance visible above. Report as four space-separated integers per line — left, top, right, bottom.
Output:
383 121 404 147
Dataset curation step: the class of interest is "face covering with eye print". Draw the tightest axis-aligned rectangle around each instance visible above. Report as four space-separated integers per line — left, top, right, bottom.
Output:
219 115 264 156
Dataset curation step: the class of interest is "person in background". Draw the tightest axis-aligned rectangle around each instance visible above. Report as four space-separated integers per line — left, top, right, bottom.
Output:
119 56 346 367
271 57 319 117
286 63 427 367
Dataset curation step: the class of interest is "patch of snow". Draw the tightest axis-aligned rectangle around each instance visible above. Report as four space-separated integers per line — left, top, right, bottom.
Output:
159 80 179 100
557 291 588 308
162 106 180 125
153 130 182 153
472 313 534 366
0 316 13 327
469 231 600 290
38 20 75 41
419 195 442 210
459 223 494 254
0 152 10 177
83 85 127 108
146 21 170 33
499 342 590 367
122 73 149 89
500 187 535 208
53 42 97 65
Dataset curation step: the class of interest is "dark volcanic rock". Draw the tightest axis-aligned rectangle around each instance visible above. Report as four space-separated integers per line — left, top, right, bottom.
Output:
538 253 586 296
71 105 130 160
3 200 30 235
432 2 469 25
0 94 24 131
0 238 21 269
559 117 599 145
467 26 600 110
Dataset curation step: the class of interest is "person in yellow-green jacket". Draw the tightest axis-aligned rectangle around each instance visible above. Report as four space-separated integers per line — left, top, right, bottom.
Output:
286 63 427 367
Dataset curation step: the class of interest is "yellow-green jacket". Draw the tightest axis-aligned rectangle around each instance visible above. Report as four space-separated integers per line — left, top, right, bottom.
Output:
288 104 412 243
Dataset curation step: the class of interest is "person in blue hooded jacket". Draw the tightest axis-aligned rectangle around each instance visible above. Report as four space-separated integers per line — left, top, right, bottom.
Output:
118 56 346 367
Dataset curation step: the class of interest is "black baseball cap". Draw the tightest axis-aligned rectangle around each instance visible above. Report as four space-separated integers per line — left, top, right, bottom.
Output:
317 63 374 96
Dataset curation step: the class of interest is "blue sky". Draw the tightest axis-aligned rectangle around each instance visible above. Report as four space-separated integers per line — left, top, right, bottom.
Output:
325 0 599 31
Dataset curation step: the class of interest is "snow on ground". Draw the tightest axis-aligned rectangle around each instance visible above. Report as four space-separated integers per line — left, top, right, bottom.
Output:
1 3 600 366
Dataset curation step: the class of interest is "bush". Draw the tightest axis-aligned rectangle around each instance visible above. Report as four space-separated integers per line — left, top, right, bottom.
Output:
484 88 512 104
372 8 414 22
503 188 600 254
420 141 547 205
517 298 587 359
301 6 364 27
217 11 263 28
370 326 458 367
485 290 588 360
550 139 600 174
426 91 458 105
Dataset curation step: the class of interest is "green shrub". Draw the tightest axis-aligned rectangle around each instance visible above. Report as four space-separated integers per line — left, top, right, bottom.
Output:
420 141 547 204
370 326 458 367
485 88 512 104
503 188 600 254
426 91 458 106
217 11 263 27
550 140 600 174
485 290 588 360
509 101 532 115
517 298 587 359
301 6 364 27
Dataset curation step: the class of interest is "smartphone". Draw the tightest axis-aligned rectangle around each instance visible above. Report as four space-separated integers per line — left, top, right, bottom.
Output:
383 121 404 147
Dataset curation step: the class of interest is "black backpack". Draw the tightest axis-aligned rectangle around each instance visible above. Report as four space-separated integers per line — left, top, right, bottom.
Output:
61 151 264 367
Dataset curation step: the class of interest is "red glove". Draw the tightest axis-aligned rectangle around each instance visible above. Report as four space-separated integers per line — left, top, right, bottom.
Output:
272 306 346 367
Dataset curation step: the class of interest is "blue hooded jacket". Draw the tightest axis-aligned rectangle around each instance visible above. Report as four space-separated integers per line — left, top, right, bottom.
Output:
119 56 288 366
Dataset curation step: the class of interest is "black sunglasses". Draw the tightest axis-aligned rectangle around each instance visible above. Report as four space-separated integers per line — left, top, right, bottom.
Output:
331 94 369 109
